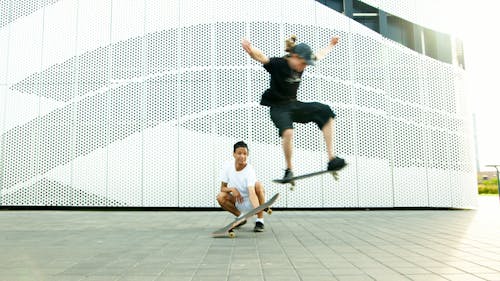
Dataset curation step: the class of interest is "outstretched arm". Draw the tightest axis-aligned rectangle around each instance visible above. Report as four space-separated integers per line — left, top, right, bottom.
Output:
314 36 339 62
241 38 270 64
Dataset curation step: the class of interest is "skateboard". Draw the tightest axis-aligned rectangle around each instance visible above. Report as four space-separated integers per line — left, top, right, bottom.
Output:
212 193 279 238
273 165 347 190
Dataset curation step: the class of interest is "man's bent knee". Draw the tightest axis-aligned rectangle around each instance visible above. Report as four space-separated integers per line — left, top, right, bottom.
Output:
255 181 265 195
216 192 229 205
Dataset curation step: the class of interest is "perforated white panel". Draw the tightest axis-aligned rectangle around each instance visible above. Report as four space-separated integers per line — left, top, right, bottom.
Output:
0 0 476 208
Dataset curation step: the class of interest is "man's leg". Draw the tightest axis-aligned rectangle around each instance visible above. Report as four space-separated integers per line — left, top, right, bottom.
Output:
322 117 346 170
216 191 240 217
321 117 335 160
270 106 294 176
282 129 294 170
255 181 265 219
254 182 266 232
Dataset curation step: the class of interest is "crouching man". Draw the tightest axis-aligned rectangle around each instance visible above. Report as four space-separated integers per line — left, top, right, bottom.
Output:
216 141 266 232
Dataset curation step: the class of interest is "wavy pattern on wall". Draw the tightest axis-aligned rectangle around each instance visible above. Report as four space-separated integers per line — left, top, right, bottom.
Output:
0 0 476 208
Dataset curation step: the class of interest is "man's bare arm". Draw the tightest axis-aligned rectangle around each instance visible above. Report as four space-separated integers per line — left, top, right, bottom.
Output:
242 39 270 64
314 36 339 61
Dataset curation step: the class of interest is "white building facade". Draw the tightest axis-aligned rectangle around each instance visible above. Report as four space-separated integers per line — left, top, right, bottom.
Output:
0 0 476 208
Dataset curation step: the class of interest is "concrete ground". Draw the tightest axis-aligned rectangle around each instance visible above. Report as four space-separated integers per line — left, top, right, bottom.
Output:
0 196 499 281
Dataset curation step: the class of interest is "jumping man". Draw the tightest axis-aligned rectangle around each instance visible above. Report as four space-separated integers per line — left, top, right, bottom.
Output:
241 35 346 182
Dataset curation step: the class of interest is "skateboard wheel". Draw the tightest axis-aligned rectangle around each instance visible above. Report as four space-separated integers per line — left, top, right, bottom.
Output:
266 208 272 215
228 232 236 238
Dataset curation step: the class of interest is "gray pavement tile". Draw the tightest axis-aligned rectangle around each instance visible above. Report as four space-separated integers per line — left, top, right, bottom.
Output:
440 273 488 281
163 262 198 269
44 276 86 281
444 262 498 273
82 276 120 281
292 261 328 269
403 259 449 267
228 268 263 276
160 269 195 277
368 274 411 281
260 276 301 281
92 270 129 277
158 271 194 278
334 275 376 281
330 267 365 275
116 276 159 281
300 276 340 281
129 263 166 271
155 277 192 281
198 263 230 270
476 273 500 281
194 268 230 276
230 262 261 267
0 276 38 281
261 269 300 277
361 267 413 280
59 266 99 276
0 197 499 281
376 260 417 268
324 261 359 269
126 269 164 277
406 274 450 281
226 276 265 281
426 266 467 274
260 261 291 268
392 267 431 275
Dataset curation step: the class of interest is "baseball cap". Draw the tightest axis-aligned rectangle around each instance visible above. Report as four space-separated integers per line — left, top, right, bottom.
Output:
292 43 315 65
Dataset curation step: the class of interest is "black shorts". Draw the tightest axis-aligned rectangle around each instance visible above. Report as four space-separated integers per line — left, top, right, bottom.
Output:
269 101 336 137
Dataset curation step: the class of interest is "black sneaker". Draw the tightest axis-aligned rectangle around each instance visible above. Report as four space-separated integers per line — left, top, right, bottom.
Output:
234 218 247 228
283 169 294 181
254 221 264 232
328 157 346 171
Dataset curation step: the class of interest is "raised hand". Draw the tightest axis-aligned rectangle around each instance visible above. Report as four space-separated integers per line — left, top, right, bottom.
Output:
329 36 339 47
241 38 253 54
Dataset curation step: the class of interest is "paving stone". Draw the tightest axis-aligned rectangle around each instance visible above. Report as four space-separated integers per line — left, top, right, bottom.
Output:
0 196 498 281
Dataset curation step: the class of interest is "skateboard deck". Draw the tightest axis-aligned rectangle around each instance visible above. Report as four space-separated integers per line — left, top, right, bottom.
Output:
212 193 279 238
273 165 347 190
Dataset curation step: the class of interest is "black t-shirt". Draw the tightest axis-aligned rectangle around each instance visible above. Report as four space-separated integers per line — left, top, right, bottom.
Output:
260 57 303 106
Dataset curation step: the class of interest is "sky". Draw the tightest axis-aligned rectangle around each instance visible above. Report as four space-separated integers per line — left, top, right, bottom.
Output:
436 0 500 171
458 1 500 171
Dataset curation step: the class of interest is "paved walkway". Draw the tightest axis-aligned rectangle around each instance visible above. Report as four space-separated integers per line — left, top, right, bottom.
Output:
1 196 499 281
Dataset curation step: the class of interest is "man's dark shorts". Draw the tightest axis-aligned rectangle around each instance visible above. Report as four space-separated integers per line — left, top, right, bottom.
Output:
269 101 336 137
